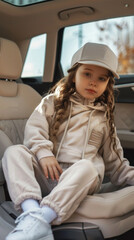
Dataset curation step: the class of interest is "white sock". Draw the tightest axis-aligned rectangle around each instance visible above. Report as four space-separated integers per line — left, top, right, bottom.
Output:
21 199 40 212
41 205 57 223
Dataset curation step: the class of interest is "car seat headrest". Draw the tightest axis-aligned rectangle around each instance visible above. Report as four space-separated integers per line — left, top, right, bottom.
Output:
0 81 17 97
0 38 22 80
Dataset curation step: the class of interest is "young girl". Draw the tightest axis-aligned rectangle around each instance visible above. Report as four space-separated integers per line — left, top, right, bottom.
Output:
2 42 134 240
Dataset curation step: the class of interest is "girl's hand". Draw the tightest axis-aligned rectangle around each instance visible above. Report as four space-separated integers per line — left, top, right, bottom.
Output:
39 156 63 181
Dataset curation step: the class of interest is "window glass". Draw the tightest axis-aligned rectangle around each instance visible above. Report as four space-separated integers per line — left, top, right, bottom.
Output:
2 0 52 7
61 16 134 76
21 34 47 78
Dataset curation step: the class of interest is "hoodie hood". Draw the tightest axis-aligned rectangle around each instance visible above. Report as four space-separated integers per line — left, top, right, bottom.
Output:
70 92 106 112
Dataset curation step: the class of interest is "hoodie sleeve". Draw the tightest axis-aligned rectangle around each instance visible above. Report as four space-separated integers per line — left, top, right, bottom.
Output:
23 94 55 161
101 126 134 186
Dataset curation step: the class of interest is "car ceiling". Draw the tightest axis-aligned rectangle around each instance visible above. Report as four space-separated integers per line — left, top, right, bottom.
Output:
0 0 134 43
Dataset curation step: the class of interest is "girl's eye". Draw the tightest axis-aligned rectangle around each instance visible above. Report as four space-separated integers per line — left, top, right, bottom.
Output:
84 72 91 77
99 77 108 82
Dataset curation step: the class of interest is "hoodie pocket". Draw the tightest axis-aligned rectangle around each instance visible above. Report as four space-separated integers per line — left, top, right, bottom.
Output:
88 129 103 148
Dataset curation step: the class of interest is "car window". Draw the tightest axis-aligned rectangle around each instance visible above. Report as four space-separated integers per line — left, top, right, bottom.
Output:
61 16 134 76
21 33 47 79
2 0 51 7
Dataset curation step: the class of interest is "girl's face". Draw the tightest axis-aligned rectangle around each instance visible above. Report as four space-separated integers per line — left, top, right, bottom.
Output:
74 64 110 100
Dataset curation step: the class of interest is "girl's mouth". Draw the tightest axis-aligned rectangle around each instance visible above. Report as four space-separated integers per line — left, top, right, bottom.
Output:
86 89 96 94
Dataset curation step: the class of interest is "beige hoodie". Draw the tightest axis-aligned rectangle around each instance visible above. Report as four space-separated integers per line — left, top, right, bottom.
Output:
24 93 134 187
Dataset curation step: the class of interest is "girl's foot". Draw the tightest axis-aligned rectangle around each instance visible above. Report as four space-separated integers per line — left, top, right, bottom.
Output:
6 209 54 240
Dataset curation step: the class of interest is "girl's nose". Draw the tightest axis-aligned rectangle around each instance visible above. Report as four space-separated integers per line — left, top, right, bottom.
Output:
89 77 97 86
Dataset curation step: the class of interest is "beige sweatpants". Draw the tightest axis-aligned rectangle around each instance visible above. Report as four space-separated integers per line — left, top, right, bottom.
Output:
2 145 100 224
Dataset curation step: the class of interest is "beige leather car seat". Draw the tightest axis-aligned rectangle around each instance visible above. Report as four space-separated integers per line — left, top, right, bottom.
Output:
0 37 134 240
0 38 42 204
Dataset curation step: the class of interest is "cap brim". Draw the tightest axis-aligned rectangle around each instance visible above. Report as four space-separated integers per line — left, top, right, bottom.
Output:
78 60 120 79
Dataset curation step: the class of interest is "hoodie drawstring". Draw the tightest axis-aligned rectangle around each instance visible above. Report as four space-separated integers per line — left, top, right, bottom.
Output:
56 101 95 160
81 110 95 159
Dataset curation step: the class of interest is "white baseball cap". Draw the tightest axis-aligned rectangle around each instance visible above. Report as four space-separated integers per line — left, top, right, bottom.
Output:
71 42 120 79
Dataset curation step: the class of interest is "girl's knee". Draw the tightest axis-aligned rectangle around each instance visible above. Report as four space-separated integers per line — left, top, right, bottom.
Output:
3 145 23 158
2 144 26 166
74 159 99 178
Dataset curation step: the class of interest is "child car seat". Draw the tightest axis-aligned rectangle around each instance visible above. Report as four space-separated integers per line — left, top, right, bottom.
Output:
0 37 134 240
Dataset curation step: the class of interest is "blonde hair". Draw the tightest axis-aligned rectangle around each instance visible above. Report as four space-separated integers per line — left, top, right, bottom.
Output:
49 63 119 157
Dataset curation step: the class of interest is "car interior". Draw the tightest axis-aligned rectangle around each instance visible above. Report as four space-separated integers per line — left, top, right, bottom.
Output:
0 0 134 239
